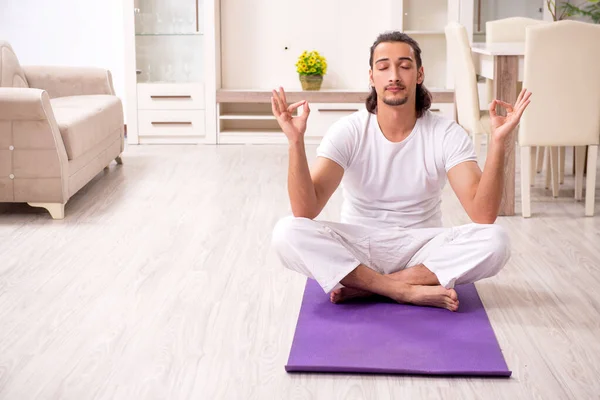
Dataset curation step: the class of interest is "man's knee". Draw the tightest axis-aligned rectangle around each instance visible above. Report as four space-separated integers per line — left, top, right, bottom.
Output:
271 216 320 277
270 215 315 254
482 224 511 273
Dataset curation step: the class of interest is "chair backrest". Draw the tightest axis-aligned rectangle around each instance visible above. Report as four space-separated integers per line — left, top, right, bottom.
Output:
486 17 548 43
0 41 29 88
519 20 600 146
444 22 480 134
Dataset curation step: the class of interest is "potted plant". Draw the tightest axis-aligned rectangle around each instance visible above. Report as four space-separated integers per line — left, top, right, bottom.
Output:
546 0 600 23
296 50 328 91
562 0 600 23
546 0 570 20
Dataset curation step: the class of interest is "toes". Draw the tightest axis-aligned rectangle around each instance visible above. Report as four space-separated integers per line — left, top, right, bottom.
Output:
444 296 459 311
448 289 458 301
330 289 343 303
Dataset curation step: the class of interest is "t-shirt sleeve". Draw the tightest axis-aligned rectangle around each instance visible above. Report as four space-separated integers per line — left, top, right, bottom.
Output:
315 117 356 170
443 121 478 172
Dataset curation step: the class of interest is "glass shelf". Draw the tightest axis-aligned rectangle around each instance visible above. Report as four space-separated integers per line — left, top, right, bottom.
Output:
134 0 204 84
135 34 203 83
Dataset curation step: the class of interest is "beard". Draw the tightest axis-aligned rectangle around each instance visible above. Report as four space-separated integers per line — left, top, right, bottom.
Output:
382 95 409 106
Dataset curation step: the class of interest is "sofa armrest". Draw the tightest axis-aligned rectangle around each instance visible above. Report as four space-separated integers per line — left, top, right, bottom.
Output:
0 87 69 203
0 87 57 120
22 66 116 98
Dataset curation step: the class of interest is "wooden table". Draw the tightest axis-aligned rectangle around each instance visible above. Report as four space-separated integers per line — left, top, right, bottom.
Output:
471 42 525 216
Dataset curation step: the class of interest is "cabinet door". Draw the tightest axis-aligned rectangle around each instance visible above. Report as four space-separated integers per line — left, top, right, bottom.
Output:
302 103 365 139
134 0 204 84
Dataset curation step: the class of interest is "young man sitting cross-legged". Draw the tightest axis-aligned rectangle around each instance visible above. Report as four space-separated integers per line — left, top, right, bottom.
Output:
270 31 531 311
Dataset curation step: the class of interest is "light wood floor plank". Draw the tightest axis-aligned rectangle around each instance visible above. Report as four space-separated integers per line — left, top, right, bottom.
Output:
0 144 599 399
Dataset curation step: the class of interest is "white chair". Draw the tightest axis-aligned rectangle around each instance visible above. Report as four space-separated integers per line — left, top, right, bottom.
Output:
486 16 548 43
486 17 551 182
445 22 490 160
519 21 600 217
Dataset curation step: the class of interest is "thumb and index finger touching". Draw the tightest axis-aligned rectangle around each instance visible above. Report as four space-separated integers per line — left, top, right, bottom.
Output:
271 86 310 119
489 89 533 118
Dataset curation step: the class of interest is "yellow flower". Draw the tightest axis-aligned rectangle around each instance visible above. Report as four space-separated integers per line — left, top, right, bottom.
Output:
297 50 327 75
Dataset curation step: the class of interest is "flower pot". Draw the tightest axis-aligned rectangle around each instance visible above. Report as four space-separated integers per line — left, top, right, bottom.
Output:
299 74 323 91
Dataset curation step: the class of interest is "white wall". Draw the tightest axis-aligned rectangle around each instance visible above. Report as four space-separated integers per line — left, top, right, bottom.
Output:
493 0 545 20
0 0 126 118
221 0 393 91
478 0 545 30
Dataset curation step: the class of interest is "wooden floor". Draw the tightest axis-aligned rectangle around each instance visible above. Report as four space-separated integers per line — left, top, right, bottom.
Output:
1 144 599 400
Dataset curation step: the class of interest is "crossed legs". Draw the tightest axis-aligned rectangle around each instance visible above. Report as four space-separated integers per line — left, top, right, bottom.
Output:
272 217 510 311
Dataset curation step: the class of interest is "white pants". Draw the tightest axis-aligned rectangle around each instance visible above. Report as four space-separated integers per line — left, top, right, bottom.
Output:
271 216 511 293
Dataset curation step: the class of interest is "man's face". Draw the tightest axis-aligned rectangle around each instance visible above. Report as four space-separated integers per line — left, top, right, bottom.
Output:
369 41 424 107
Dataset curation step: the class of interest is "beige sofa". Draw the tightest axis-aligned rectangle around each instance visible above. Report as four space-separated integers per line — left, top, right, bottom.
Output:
0 41 124 219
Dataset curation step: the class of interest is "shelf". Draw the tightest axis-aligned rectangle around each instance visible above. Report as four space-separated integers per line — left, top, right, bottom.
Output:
221 128 280 135
136 33 203 36
217 89 454 104
219 114 276 120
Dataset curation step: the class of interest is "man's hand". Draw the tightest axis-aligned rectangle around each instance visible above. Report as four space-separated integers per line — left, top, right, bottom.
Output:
489 88 532 145
271 87 310 143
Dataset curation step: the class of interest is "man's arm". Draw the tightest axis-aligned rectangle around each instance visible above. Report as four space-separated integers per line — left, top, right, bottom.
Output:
271 87 344 219
447 141 505 224
288 142 344 218
448 89 532 223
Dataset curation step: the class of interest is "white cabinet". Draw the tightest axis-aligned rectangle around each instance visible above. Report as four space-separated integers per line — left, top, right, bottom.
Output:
123 0 467 145
303 103 365 139
123 0 217 144
392 0 474 90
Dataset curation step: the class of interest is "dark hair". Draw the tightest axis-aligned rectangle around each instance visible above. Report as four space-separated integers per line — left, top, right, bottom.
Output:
366 31 432 117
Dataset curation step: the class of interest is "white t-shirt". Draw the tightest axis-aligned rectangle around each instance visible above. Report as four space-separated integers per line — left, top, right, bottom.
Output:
316 109 477 229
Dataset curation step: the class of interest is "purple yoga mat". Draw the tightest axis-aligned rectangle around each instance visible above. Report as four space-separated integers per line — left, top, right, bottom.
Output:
286 279 511 377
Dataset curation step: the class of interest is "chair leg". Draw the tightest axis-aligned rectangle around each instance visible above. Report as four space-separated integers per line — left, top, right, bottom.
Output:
559 146 565 184
585 145 598 217
28 203 65 219
545 147 551 189
529 147 537 185
521 146 532 217
550 147 560 198
115 155 123 165
537 146 545 173
575 146 586 201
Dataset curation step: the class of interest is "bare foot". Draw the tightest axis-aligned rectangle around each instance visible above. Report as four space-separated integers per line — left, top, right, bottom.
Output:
389 265 440 286
392 282 459 311
330 287 374 304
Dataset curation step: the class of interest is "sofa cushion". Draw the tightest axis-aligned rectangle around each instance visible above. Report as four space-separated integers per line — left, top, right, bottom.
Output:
50 95 123 160
0 41 29 88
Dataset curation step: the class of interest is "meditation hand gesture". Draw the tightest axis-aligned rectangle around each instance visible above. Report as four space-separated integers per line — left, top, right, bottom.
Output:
271 87 310 143
489 88 532 144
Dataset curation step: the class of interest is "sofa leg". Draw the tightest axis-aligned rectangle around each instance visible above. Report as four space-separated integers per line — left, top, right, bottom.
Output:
115 155 123 165
28 203 66 219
